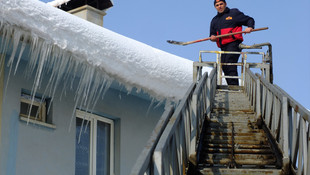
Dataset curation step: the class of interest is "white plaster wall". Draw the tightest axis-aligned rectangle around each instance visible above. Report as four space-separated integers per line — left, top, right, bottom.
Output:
0 55 164 175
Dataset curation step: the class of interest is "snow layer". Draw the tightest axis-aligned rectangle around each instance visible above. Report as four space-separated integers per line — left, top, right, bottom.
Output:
0 0 196 102
47 0 71 7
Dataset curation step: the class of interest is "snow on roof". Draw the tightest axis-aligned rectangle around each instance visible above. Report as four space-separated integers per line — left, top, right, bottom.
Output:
48 0 113 11
0 0 196 102
47 0 71 7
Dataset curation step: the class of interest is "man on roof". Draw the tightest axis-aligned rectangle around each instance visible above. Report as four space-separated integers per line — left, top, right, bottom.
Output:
210 0 255 85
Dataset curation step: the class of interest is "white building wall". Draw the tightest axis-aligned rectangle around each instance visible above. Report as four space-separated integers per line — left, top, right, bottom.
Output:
0 54 164 175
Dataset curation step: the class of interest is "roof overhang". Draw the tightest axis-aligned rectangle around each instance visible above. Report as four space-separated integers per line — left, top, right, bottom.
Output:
0 0 195 103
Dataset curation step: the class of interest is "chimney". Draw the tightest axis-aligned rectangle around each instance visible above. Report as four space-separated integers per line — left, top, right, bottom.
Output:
68 5 106 26
51 0 113 26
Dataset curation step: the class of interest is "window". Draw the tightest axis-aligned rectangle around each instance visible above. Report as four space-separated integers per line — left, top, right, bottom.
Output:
75 110 114 175
19 91 55 129
20 93 46 122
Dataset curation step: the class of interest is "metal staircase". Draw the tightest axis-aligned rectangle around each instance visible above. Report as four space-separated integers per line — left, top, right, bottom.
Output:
197 87 282 174
130 43 310 175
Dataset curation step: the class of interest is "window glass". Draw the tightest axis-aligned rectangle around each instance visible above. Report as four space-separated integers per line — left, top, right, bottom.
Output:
96 121 111 175
20 102 39 118
75 117 91 175
75 110 114 175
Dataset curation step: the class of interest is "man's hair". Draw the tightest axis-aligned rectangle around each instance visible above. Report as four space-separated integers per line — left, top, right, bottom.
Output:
214 0 226 5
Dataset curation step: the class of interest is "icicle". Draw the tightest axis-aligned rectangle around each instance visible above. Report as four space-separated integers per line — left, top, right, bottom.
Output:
81 66 95 106
118 86 124 100
89 77 113 113
0 18 170 133
25 35 40 77
153 99 165 109
0 26 12 56
3 27 19 101
68 101 79 133
48 50 70 99
59 55 76 101
6 28 21 68
146 98 156 117
25 43 50 124
14 34 27 75
82 73 102 113
77 115 86 144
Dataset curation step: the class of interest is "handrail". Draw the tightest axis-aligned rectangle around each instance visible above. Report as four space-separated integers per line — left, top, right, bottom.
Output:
153 82 196 175
152 69 217 175
194 42 273 85
195 50 271 85
131 42 309 174
244 67 310 174
244 68 260 119
271 85 310 175
194 68 217 166
241 42 273 83
270 82 310 175
131 67 217 175
130 106 174 175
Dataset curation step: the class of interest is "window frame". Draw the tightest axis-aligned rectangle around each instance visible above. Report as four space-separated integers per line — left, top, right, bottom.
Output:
19 92 55 129
76 110 114 175
20 96 46 122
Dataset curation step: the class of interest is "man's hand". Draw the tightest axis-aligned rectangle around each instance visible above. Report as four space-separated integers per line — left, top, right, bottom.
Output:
210 35 217 42
244 27 253 33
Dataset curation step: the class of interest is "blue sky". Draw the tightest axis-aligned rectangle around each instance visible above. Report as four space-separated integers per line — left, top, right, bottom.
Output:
43 0 310 110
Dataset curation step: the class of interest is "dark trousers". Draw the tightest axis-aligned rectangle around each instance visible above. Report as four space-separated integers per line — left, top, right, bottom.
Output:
221 41 242 85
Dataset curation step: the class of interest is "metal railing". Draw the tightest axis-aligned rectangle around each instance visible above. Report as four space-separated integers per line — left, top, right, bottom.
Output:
152 83 196 175
130 68 217 175
274 85 310 175
130 106 174 175
193 43 273 85
132 42 309 174
153 68 217 175
244 67 310 175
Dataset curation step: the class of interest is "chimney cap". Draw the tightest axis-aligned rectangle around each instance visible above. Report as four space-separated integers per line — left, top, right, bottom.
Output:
57 0 113 11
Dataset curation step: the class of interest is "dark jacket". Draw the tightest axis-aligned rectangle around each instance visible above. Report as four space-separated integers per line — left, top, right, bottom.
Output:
210 7 255 48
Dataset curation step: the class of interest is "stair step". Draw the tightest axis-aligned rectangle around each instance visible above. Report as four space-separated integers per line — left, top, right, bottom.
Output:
205 143 271 149
207 127 263 133
195 89 283 174
210 113 256 118
210 117 256 123
203 139 269 145
205 148 273 154
198 168 282 175
208 121 257 126
205 135 268 141
212 109 254 114
204 157 276 166
203 153 275 160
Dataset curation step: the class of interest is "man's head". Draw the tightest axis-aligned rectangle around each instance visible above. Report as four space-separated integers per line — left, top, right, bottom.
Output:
214 0 227 13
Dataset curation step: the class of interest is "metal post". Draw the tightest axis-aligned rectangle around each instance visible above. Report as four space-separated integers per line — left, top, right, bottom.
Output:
256 79 261 120
217 53 222 85
307 133 310 175
206 74 211 117
241 53 247 86
190 94 197 159
282 96 290 172
193 65 198 82
153 151 162 175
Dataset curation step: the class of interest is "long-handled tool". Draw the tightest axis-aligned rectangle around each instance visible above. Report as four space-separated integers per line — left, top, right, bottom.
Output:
167 27 268 46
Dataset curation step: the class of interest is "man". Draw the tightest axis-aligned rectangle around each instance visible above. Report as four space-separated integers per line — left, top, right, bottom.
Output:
210 0 255 85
